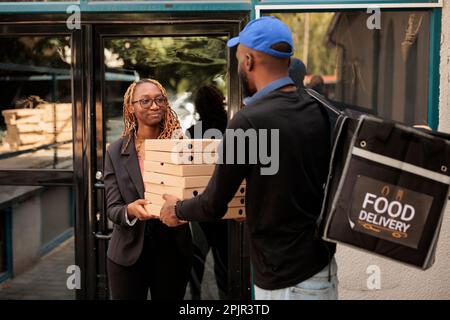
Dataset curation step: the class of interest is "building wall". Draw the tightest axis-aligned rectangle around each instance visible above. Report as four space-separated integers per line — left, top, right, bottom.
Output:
336 2 450 300
441 3 450 133
8 186 73 277
40 187 72 246
12 194 42 276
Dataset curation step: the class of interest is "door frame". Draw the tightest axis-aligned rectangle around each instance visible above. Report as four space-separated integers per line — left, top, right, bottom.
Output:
88 12 251 300
0 12 251 300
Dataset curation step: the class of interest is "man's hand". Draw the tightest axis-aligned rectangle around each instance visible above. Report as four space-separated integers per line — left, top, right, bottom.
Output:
127 199 159 221
160 194 187 227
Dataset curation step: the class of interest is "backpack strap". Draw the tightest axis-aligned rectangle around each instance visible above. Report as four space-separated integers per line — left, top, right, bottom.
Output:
305 88 341 116
304 89 345 282
304 88 344 146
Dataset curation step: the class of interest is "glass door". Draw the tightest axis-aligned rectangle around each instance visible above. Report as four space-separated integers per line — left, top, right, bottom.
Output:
91 16 252 300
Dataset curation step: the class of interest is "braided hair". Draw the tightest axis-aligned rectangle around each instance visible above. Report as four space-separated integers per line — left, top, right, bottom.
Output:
121 78 183 151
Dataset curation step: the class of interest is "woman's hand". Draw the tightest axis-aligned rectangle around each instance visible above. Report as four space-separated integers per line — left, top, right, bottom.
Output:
127 199 159 220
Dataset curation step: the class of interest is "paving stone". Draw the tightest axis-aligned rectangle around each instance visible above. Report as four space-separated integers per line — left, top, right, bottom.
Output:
0 238 75 300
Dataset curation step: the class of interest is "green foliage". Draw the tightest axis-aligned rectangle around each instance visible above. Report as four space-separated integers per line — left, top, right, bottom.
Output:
0 36 71 68
105 36 228 95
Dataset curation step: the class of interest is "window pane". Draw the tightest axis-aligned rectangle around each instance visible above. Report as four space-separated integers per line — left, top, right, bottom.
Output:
103 35 229 300
0 211 6 275
272 11 430 126
0 185 74 299
103 36 228 146
0 36 73 169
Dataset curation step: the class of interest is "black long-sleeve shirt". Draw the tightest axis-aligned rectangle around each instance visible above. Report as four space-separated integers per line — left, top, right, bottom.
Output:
177 89 336 290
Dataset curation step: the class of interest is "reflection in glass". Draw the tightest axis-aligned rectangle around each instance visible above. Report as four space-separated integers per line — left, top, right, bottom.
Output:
0 186 75 299
0 36 73 169
103 36 227 147
103 36 228 299
0 212 6 275
273 11 430 126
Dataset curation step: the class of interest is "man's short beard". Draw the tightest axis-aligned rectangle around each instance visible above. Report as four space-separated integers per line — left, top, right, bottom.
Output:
239 69 254 98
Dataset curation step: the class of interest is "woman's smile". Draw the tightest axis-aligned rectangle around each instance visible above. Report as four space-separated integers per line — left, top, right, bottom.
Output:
147 111 163 119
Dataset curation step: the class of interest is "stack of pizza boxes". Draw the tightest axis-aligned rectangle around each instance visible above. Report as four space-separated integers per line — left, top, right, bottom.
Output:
1 108 46 150
1 102 72 151
37 103 72 146
143 139 246 219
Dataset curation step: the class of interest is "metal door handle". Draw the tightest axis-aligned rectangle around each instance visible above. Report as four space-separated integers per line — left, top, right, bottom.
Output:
95 170 103 180
93 232 112 240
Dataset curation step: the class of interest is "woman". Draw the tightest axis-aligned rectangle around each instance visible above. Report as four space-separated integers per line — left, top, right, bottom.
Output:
104 78 193 300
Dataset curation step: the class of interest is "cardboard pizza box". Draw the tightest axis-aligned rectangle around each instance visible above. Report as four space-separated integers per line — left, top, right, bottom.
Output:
44 131 72 143
228 196 245 207
143 203 161 216
6 123 43 133
2 141 44 151
145 183 206 199
145 139 220 153
145 183 247 199
144 203 245 220
144 160 215 177
145 192 245 207
6 127 43 138
3 114 43 125
223 207 246 219
5 132 45 145
2 108 44 118
37 103 72 122
43 120 72 133
143 172 211 188
145 192 168 205
144 150 217 165
2 109 44 126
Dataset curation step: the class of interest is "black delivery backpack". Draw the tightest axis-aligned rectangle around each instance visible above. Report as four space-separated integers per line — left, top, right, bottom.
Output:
317 113 450 269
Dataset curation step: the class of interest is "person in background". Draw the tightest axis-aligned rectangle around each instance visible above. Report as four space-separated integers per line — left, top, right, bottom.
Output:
308 75 327 97
186 84 229 300
104 78 193 300
288 57 307 90
160 17 338 300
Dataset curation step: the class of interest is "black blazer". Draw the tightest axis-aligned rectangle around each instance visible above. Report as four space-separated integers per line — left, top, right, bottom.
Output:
104 134 192 266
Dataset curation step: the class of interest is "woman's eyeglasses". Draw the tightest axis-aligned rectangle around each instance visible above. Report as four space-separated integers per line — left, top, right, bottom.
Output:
132 96 167 109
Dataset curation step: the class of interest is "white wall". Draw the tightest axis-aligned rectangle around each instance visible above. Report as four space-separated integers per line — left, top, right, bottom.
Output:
441 1 450 133
336 2 450 300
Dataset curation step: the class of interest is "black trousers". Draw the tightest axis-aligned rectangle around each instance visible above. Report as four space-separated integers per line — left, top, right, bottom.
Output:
107 223 193 300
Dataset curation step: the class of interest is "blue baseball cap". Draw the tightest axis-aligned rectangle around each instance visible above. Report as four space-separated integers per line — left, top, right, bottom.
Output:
227 16 294 58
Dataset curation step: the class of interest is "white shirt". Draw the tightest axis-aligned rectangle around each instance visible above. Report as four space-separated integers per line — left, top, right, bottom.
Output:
125 208 138 226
